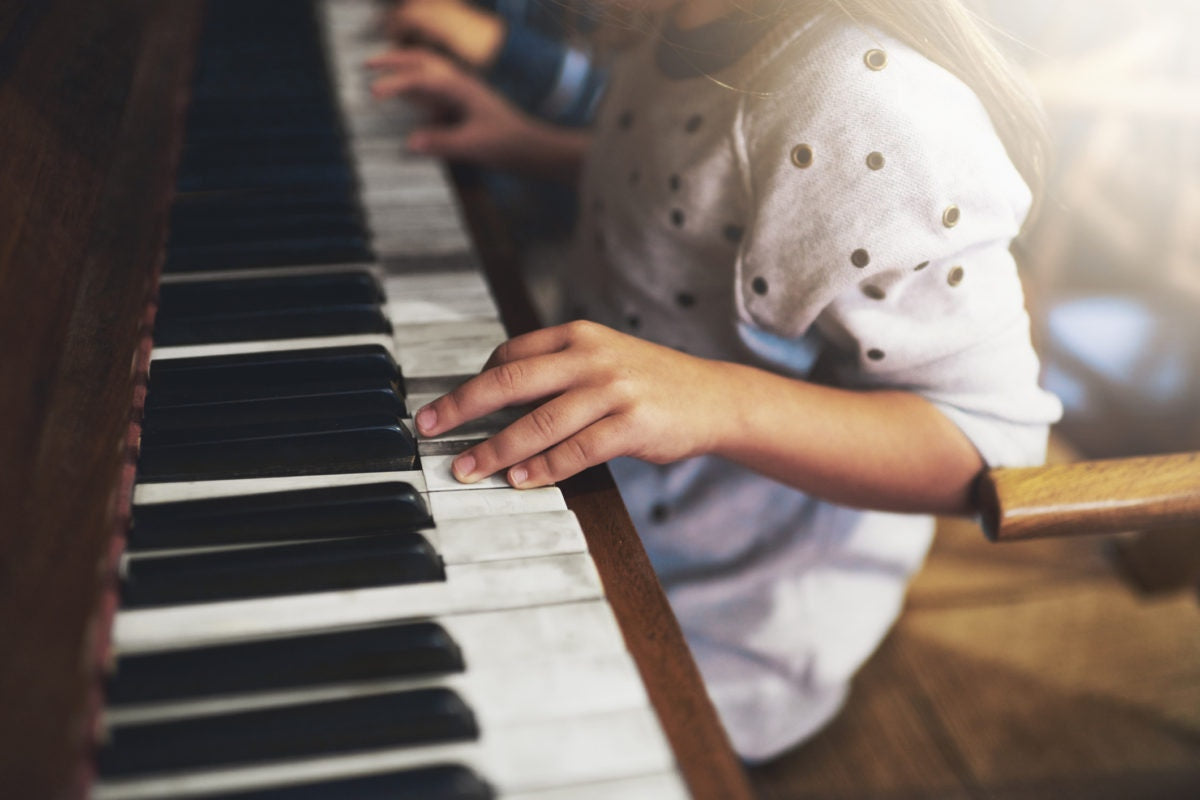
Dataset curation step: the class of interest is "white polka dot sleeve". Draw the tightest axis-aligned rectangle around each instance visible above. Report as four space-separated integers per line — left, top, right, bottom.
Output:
732 26 1061 467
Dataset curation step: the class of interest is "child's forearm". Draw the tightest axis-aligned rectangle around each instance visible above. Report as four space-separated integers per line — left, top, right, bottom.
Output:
712 361 984 515
506 121 589 184
415 322 984 516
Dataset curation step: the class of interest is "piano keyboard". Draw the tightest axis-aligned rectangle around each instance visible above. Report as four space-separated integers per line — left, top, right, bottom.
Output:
94 0 689 797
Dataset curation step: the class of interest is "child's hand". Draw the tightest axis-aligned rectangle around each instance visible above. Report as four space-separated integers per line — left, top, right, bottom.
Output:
387 0 506 70
367 48 589 180
368 48 524 162
414 321 738 488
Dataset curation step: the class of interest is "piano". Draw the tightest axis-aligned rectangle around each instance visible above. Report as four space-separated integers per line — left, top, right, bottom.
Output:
0 0 753 797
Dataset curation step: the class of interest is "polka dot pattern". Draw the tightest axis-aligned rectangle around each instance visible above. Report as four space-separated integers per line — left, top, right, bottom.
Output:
850 248 870 268
751 276 769 295
670 209 685 227
790 144 814 168
685 114 704 133
866 151 885 170
947 266 965 286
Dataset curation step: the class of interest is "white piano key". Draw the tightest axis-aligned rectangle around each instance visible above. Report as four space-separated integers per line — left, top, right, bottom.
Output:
429 487 567 520
158 262 382 285
132 471 426 506
421 455 511 492
94 706 677 800
439 601 628 667
371 231 475 259
506 773 691 800
106 650 649 728
114 553 604 654
432 510 586 564
149 333 396 362
385 275 498 324
392 319 508 348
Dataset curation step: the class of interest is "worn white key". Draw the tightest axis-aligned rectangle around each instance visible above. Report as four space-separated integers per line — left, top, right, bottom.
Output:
94 706 676 800
149 333 397 362
158 262 382 284
432 510 586 564
421 454 515 492
133 471 426 506
114 553 604 653
429 487 567 520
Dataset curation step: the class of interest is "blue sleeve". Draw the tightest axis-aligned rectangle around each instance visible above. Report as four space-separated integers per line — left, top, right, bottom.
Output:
487 25 607 127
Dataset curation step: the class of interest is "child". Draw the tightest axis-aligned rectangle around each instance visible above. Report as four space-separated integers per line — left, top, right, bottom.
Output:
371 0 1063 762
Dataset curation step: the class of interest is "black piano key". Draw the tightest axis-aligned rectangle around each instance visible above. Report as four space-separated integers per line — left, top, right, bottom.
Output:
175 162 357 194
140 389 406 436
175 162 358 194
107 621 463 704
157 272 384 316
120 532 443 608
141 410 408 448
170 190 362 227
129 482 432 551
147 344 401 406
135 416 418 482
179 130 345 165
122 765 494 800
164 237 374 272
152 304 391 347
97 688 478 777
145 376 399 412
166 211 366 247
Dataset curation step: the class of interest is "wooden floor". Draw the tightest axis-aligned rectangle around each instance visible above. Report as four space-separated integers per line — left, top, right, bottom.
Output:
748 516 1200 799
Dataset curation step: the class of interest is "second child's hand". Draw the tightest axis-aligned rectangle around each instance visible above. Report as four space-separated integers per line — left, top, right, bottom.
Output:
414 321 737 489
366 48 589 182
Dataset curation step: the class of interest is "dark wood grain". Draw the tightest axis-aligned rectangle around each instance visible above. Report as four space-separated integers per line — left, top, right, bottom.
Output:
453 177 755 800
0 1 201 796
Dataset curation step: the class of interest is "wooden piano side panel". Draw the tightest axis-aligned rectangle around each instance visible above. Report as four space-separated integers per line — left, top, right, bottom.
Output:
0 1 202 796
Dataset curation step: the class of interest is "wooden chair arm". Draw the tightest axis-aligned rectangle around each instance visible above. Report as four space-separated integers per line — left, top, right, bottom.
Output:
975 452 1200 541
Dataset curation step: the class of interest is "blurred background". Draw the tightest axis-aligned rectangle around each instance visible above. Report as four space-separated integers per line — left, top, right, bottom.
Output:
983 0 1200 459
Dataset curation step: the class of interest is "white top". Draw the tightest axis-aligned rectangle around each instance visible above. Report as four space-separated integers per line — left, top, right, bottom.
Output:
567 10 1062 761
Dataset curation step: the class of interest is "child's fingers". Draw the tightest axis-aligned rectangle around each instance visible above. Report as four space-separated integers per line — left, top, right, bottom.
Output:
506 415 634 488
448 390 610 483
481 325 576 370
365 48 426 70
415 352 579 437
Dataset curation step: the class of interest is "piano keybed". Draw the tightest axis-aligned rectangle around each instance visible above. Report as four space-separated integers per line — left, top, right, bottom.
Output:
93 0 689 797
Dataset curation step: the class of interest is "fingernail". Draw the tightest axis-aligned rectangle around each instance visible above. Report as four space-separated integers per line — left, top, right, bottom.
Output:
509 467 528 487
415 406 437 434
453 454 476 482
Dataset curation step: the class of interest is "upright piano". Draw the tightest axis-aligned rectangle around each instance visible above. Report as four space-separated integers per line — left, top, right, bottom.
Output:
0 1 753 797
